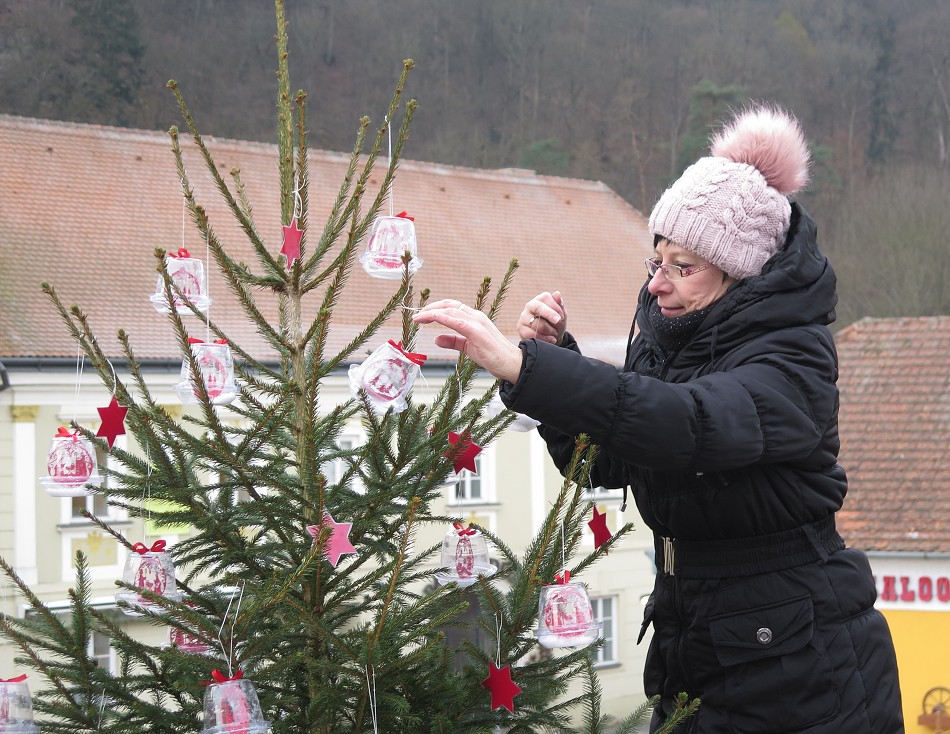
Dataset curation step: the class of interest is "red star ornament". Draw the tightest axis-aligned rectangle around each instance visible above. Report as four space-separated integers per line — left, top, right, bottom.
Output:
481 662 521 712
445 431 482 474
96 396 128 448
588 505 612 551
281 217 303 266
307 512 357 568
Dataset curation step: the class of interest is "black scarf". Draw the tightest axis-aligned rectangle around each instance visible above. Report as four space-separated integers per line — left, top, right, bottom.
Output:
648 300 712 353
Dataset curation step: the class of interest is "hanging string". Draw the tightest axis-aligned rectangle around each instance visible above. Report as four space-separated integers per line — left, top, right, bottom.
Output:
494 614 503 667
365 665 378 734
96 688 107 730
385 115 394 218
204 227 212 344
560 519 567 573
142 446 153 539
105 359 118 396
217 582 245 676
72 344 85 427
181 180 188 251
292 172 303 221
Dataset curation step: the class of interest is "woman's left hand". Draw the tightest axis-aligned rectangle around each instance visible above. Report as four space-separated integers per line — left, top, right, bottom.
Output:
412 299 523 383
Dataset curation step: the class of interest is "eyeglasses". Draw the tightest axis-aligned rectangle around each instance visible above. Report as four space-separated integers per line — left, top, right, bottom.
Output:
644 257 713 280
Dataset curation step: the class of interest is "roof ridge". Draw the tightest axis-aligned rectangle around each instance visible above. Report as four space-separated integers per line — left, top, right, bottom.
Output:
836 314 950 341
0 112 620 192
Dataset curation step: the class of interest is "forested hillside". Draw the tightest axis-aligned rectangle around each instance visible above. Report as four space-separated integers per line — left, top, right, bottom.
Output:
1 0 947 326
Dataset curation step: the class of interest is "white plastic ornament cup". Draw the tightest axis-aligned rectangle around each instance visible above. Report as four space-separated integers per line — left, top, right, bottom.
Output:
166 626 215 656
165 603 216 655
348 340 426 414
38 427 103 498
150 248 211 314
360 213 422 279
200 674 270 734
0 676 40 733
176 340 237 406
534 575 603 649
435 523 496 588
115 540 183 616
484 394 540 432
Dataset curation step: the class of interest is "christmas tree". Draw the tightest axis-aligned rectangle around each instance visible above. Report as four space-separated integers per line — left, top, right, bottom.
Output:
0 2 697 731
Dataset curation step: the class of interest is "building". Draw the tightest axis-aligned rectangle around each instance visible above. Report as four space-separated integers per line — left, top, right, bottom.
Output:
835 316 950 733
0 114 657 724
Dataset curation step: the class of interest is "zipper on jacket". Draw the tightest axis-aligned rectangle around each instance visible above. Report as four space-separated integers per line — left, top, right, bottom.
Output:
673 574 697 700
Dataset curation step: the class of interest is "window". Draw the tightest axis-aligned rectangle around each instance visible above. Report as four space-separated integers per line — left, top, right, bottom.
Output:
70 444 114 520
89 630 116 673
57 433 128 581
72 492 110 520
326 434 364 494
590 596 617 666
455 454 484 502
451 444 495 505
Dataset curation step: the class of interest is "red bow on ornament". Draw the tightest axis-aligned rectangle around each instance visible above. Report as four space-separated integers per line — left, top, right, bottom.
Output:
453 522 477 536
132 540 167 555
56 426 79 441
388 340 427 366
395 211 415 221
188 337 228 345
554 570 572 585
202 669 244 686
168 247 191 259
0 674 27 683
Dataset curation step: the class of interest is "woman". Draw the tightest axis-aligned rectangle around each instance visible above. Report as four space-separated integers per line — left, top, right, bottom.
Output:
413 106 903 732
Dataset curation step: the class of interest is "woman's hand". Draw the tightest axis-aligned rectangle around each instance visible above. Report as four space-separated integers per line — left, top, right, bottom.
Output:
412 299 524 383
517 291 566 345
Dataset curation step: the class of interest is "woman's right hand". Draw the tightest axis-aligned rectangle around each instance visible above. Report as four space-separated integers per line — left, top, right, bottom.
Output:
517 291 567 345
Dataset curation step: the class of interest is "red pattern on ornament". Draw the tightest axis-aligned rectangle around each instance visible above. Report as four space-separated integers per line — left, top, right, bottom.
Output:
169 626 210 653
455 534 474 579
218 681 252 731
196 351 227 398
366 218 414 270
169 265 202 308
47 438 95 484
542 584 593 634
362 356 411 401
134 554 168 599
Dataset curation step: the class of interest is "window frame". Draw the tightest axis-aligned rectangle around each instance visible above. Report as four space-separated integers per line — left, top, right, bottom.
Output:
590 595 618 667
450 443 496 506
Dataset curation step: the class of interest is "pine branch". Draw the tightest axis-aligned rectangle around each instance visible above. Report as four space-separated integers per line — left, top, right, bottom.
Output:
165 83 284 278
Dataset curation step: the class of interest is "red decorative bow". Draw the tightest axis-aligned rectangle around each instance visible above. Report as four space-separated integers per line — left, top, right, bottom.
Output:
132 540 167 555
395 211 415 221
202 669 244 686
388 340 427 366
188 337 228 345
453 522 477 536
554 570 571 585
56 426 79 441
0 673 27 683
168 247 191 259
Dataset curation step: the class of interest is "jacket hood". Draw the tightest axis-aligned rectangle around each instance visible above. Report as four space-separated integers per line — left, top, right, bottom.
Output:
635 203 837 364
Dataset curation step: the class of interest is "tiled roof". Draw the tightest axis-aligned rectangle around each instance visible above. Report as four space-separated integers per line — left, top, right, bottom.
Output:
0 114 651 365
835 316 950 552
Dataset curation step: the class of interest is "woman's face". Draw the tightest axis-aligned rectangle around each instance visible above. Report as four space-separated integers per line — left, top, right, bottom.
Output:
647 240 735 316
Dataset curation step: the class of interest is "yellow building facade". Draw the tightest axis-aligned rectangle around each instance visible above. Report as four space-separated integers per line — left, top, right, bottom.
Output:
871 555 950 733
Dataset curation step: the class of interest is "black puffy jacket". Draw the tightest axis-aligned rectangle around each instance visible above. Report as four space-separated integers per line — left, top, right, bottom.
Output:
501 205 903 732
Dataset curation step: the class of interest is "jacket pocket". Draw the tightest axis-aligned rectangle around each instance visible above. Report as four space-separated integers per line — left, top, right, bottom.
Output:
709 594 814 667
709 595 839 732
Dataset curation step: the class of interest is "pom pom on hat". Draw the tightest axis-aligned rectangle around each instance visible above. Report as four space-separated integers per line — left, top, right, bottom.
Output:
648 104 811 279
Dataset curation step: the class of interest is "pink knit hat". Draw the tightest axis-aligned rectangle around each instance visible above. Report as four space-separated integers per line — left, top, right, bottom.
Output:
648 105 811 279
